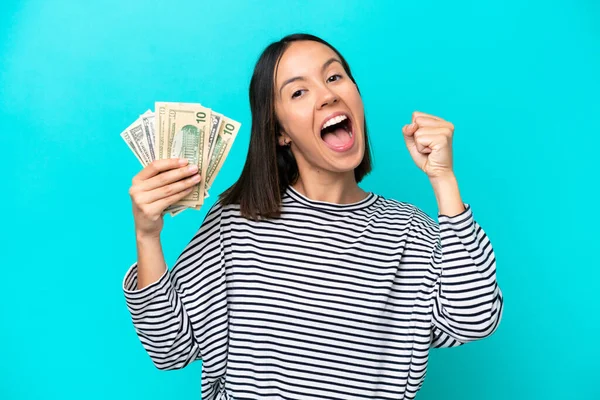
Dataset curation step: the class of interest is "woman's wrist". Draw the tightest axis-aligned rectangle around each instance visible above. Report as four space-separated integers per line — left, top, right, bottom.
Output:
430 173 465 217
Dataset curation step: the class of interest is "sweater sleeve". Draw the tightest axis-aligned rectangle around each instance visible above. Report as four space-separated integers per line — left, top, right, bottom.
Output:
425 204 504 348
122 202 229 370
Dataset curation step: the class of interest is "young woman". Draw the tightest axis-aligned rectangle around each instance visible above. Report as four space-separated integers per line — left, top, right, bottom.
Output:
123 33 503 400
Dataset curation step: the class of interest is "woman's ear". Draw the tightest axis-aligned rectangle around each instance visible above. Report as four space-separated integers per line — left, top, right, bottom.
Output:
278 132 291 147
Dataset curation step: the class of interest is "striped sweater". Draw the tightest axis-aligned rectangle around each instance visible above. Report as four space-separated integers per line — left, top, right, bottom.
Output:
123 185 503 399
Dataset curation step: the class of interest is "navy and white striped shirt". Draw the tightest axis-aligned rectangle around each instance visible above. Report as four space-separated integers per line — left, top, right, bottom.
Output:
123 185 503 400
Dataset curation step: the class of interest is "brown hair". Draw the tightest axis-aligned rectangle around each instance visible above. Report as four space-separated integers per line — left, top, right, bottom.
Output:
219 33 373 220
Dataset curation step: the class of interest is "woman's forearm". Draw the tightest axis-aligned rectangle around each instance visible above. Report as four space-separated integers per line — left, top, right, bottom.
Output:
135 233 167 290
430 173 466 217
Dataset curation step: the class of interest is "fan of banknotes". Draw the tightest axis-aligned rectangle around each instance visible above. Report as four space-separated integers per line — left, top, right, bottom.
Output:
120 102 241 216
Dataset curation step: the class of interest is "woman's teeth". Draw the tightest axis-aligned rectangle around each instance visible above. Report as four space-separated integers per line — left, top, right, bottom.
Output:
322 114 348 130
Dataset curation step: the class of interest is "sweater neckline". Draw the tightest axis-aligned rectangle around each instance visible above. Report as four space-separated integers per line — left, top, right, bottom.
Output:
284 185 378 212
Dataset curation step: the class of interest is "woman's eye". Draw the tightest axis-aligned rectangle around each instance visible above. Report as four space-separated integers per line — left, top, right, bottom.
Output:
327 74 342 83
291 90 304 99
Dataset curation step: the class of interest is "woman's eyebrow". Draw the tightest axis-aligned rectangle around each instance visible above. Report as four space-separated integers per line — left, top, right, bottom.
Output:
279 58 342 95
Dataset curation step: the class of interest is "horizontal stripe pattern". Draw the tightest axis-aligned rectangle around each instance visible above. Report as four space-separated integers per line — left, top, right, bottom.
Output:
123 186 503 399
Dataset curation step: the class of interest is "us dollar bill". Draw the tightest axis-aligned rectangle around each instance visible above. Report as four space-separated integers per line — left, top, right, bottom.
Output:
120 130 145 166
205 116 241 190
123 103 241 217
155 102 169 160
120 117 152 166
165 102 211 208
140 110 156 161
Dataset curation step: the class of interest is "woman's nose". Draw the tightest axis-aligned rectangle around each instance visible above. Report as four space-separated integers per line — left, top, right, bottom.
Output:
318 88 338 109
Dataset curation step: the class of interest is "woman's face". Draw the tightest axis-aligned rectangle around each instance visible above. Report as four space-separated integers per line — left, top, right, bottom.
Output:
274 40 365 177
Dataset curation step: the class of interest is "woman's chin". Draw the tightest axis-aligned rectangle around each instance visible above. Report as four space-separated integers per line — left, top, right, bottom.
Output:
327 151 365 174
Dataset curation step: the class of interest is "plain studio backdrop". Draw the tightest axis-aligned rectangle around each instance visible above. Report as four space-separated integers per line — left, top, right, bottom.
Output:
1 0 598 399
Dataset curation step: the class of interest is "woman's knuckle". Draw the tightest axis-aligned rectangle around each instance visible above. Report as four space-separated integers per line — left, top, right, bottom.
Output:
139 205 149 217
132 194 143 206
156 174 168 186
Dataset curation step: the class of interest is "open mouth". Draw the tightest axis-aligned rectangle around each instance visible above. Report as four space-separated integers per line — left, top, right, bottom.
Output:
320 114 354 150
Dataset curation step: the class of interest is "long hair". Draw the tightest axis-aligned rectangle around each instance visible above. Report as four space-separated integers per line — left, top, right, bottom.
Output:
219 33 373 220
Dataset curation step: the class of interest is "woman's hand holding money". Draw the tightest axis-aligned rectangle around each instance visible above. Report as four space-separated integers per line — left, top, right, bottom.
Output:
129 158 202 238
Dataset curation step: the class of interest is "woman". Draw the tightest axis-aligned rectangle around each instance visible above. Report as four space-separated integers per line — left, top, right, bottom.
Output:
123 33 503 400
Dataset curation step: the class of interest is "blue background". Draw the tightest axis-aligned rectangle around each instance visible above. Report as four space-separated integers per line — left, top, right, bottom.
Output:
1 0 598 399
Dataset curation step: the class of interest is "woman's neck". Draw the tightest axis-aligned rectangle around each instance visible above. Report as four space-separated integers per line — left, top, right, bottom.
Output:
291 172 368 205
